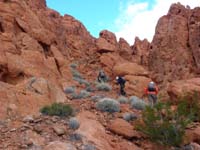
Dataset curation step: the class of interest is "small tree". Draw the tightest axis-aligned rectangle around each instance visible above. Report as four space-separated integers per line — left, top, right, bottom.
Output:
136 101 194 146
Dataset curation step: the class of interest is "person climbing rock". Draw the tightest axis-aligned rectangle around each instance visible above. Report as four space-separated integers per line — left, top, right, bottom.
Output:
116 76 126 96
144 81 158 107
97 70 107 83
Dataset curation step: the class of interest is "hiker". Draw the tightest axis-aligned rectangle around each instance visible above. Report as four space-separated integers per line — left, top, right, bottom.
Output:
116 76 126 96
97 70 107 83
144 81 158 107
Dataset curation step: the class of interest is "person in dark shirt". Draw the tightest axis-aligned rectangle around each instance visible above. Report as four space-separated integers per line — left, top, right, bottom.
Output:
116 76 126 96
97 70 107 83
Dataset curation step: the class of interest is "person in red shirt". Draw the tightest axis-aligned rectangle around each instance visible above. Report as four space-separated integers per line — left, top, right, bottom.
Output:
144 81 158 107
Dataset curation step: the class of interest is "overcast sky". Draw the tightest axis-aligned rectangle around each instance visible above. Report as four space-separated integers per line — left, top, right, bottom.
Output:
46 0 199 45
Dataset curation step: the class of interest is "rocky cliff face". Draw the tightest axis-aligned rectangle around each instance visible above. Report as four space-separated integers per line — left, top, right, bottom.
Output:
0 0 137 119
148 3 200 85
0 0 98 119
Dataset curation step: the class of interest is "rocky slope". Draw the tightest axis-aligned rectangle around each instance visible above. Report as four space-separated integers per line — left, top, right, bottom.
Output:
0 0 200 149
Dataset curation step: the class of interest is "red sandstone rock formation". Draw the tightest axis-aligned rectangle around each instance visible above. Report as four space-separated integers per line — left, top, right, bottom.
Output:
131 37 150 66
148 3 200 85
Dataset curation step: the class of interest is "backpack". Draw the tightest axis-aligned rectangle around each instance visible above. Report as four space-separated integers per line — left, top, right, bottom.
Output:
148 82 156 91
118 77 126 84
99 71 105 78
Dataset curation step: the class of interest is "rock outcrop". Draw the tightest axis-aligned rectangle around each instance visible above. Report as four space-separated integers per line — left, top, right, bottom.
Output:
132 37 150 66
0 0 97 119
167 78 200 102
148 3 200 85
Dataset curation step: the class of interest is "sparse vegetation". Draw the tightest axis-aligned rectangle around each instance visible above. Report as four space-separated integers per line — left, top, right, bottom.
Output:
136 98 200 147
70 63 78 69
40 103 73 117
90 95 105 102
64 86 76 94
71 90 90 99
130 96 147 110
96 98 120 113
118 96 129 104
69 117 80 130
69 133 82 141
95 82 112 91
71 69 83 79
123 112 137 122
82 144 96 150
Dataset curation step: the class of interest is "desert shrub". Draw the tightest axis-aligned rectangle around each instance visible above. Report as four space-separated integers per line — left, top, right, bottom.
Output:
136 101 194 146
71 69 83 79
118 96 129 104
69 117 80 130
96 98 120 113
64 86 76 94
85 85 94 92
82 144 96 150
123 112 137 122
70 63 78 69
79 90 90 98
71 93 81 99
130 96 147 110
90 95 105 102
73 77 90 87
79 79 90 87
40 103 73 117
69 133 82 141
71 90 90 99
95 82 112 91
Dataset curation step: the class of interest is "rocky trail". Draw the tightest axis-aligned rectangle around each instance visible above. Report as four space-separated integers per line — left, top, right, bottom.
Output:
0 0 200 149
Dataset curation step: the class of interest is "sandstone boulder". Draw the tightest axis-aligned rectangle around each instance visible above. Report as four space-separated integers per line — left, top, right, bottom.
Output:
124 75 151 97
77 111 141 150
167 78 200 102
108 118 136 139
99 30 118 45
113 63 148 76
0 77 66 119
96 37 116 53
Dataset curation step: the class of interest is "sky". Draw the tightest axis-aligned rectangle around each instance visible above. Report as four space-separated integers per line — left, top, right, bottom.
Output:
46 0 199 45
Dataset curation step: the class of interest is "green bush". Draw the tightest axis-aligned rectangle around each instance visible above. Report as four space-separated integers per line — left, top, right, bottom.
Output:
40 103 73 117
136 101 194 146
96 98 120 113
177 92 200 122
95 82 112 91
